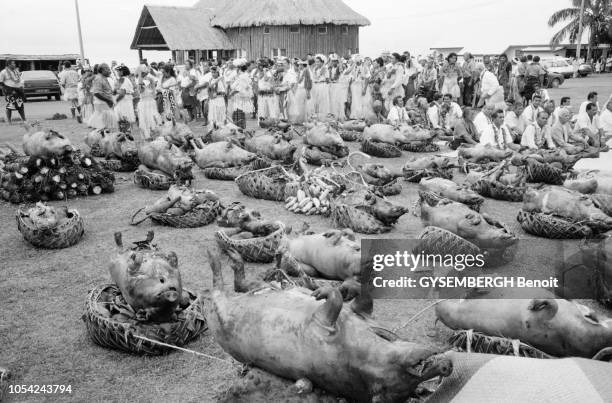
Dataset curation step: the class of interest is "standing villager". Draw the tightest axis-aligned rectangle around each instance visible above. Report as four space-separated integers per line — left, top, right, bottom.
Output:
256 61 280 120
478 58 505 110
179 60 198 122
195 62 211 126
461 52 477 106
228 61 254 128
440 53 461 102
275 58 294 120
114 66 136 132
369 57 386 116
382 53 405 113
496 54 512 99
136 65 161 139
419 57 438 102
157 64 180 122
403 52 418 101
287 60 311 124
361 57 375 119
515 56 528 105
0 59 26 124
328 54 346 120
79 68 95 124
311 55 330 120
523 56 545 105
346 55 364 119
59 61 82 122
207 66 227 128
89 63 117 130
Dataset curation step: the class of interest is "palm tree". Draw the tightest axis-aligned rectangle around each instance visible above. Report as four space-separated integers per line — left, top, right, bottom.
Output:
548 0 612 62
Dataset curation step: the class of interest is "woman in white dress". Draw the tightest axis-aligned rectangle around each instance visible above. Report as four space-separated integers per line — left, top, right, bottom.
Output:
114 66 136 132
347 56 365 119
328 54 346 120
360 58 374 119
311 55 330 120
256 61 280 120
228 62 254 128
383 53 406 113
207 66 227 127
440 52 462 102
136 65 161 139
287 60 311 124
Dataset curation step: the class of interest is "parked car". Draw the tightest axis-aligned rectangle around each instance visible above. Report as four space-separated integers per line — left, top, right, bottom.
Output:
541 59 574 78
543 71 564 88
21 70 61 101
578 63 593 77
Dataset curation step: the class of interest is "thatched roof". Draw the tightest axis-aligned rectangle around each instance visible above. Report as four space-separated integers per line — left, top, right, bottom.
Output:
210 0 371 28
130 5 234 51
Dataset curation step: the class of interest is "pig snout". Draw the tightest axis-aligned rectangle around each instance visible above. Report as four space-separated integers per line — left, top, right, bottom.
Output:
159 287 179 303
420 355 453 379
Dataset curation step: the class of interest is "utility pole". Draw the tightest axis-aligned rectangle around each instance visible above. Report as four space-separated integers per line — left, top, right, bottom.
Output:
574 0 586 78
75 0 85 61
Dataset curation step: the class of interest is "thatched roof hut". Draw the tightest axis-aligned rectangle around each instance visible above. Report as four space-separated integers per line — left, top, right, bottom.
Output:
131 0 370 62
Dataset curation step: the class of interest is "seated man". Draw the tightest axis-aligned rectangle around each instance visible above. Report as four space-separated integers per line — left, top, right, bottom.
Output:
441 93 463 128
520 94 543 127
387 96 410 125
600 97 612 143
503 99 526 142
473 104 495 139
521 110 555 150
550 107 590 154
479 109 520 150
449 106 479 149
574 102 603 147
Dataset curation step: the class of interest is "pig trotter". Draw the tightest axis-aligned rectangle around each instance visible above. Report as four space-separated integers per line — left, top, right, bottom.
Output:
311 287 343 332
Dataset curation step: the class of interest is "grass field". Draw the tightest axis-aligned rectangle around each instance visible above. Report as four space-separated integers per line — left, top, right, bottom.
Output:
1 74 611 402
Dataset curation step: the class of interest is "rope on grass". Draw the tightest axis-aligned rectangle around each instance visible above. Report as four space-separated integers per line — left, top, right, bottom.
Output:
132 335 239 367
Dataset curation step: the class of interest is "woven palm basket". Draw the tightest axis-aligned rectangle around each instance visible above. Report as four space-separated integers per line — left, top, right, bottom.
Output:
418 190 482 212
471 180 525 202
370 178 402 197
83 284 206 355
339 130 362 142
318 144 349 158
361 139 402 158
516 210 593 239
330 203 391 234
150 200 222 229
525 160 564 185
415 226 482 257
404 168 453 183
235 166 297 202
448 329 553 359
133 168 176 191
203 159 271 181
16 208 84 249
98 158 138 173
215 223 285 263
399 142 440 153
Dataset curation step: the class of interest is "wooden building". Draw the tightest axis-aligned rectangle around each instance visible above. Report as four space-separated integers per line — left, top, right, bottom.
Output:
131 0 370 63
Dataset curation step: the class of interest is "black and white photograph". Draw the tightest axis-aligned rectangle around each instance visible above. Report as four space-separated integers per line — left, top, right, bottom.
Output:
1 0 612 401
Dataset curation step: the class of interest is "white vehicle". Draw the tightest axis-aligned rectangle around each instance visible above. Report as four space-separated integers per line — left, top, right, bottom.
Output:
541 59 574 78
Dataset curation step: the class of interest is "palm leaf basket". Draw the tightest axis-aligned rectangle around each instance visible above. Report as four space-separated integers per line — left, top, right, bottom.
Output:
415 226 481 257
516 210 594 239
97 158 138 173
339 130 362 142
471 179 526 202
133 168 176 191
418 190 482 212
235 166 297 202
215 223 286 263
330 202 391 234
361 139 402 158
448 329 553 359
399 141 440 153
149 200 222 229
525 160 564 185
203 159 271 181
83 284 206 355
16 208 84 249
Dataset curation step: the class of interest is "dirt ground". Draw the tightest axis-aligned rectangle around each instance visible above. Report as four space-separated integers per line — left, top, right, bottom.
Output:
1 74 611 402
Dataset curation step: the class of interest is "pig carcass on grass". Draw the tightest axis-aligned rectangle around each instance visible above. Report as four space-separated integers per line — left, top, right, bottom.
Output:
85 129 135 159
190 138 257 169
419 177 484 207
303 123 344 148
22 123 73 158
243 130 296 162
109 232 187 322
206 250 452 402
137 139 194 181
458 144 513 163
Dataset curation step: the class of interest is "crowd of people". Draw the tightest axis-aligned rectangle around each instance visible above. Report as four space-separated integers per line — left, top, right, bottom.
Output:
1 52 611 153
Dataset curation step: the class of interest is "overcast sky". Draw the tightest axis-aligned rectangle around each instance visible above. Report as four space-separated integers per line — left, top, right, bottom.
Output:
1 0 579 66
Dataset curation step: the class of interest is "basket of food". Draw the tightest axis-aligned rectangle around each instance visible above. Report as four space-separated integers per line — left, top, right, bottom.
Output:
235 165 298 202
215 222 286 264
516 210 593 239
83 284 206 355
131 186 221 228
16 202 85 249
203 159 271 181
448 329 553 359
133 165 176 191
415 226 481 257
399 141 440 153
471 179 526 202
403 168 453 183
525 159 564 185
360 139 402 158
330 202 391 234
418 190 481 212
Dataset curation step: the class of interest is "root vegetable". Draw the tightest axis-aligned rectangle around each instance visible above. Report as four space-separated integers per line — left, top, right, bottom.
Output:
313 198 321 209
297 190 306 203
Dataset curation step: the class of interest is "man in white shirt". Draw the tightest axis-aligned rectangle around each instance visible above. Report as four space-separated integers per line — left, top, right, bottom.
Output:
480 109 519 150
521 111 555 149
194 62 212 125
553 96 571 123
579 91 600 115
574 102 603 147
473 104 495 138
478 60 505 109
441 93 463 128
427 93 444 130
520 94 543 126
503 99 526 140
600 98 612 142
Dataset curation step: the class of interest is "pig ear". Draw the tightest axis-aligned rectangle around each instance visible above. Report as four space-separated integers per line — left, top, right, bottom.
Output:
166 252 178 268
